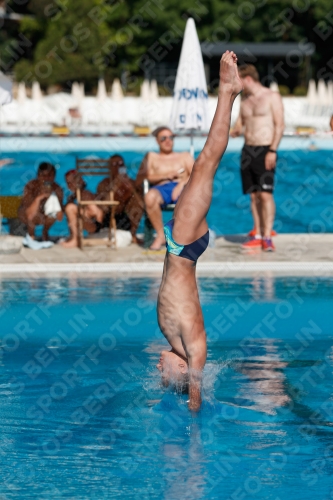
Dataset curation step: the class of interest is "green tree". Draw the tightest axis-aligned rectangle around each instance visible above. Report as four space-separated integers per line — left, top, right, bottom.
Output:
0 0 37 74
99 0 333 89
8 0 333 90
14 0 115 89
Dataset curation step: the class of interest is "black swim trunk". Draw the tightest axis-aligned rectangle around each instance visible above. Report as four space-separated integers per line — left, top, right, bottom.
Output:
240 145 275 194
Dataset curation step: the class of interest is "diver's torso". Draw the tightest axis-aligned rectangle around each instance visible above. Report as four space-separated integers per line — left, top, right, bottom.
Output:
157 254 200 357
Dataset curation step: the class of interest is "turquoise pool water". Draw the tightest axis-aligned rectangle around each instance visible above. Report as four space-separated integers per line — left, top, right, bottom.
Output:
1 149 333 235
1 276 333 499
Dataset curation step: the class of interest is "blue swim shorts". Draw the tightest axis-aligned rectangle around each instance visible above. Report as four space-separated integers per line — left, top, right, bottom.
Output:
152 181 179 207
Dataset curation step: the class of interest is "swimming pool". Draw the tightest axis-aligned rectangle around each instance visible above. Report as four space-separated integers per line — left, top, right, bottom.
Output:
1 276 333 499
1 147 333 236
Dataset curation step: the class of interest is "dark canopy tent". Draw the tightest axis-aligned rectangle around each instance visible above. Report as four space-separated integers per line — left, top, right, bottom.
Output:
200 42 316 91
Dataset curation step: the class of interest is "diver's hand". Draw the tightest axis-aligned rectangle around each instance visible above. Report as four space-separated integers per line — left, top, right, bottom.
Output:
219 51 243 97
188 380 202 412
188 400 201 412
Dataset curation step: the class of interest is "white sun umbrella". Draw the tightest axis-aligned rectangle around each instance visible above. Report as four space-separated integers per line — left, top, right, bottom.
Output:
140 79 150 101
110 78 123 100
0 71 12 105
17 82 27 104
307 79 317 105
71 81 80 99
97 84 113 123
169 18 209 154
150 79 159 100
97 78 107 102
317 79 329 108
109 79 124 126
32 81 43 101
327 80 333 108
0 101 18 124
43 92 75 126
270 81 280 93
79 83 85 99
14 86 30 127
25 82 43 132
71 81 84 109
139 79 160 126
306 79 317 116
139 80 151 125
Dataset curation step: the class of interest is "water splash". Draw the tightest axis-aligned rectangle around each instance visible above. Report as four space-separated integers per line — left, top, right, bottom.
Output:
202 360 230 402
143 357 230 407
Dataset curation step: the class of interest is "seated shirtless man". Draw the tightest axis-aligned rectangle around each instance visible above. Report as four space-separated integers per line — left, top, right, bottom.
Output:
96 155 144 244
62 155 144 247
136 127 193 250
61 170 97 247
157 51 242 411
18 162 63 240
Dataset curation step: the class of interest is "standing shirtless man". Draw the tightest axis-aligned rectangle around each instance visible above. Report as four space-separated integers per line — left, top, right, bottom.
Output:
136 127 193 250
230 65 284 252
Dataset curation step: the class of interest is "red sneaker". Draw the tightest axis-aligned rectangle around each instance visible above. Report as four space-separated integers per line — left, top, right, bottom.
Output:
262 238 275 252
248 229 277 237
242 237 262 249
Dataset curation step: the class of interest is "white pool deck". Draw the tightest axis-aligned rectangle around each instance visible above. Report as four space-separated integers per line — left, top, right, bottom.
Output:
1 233 333 277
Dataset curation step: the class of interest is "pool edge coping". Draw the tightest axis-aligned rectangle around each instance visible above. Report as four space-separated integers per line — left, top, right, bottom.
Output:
1 261 333 276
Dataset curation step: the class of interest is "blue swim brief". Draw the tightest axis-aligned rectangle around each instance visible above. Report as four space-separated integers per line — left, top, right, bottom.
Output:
152 181 178 207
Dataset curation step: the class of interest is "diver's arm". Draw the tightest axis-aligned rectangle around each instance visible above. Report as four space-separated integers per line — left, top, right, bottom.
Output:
186 337 207 412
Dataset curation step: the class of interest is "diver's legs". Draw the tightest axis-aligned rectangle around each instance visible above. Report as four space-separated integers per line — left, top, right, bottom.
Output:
173 51 242 245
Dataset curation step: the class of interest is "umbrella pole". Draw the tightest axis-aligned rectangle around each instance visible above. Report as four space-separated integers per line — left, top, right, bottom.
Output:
190 130 194 157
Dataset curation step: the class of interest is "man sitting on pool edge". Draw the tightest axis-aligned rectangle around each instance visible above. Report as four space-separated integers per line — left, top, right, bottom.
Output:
136 127 194 250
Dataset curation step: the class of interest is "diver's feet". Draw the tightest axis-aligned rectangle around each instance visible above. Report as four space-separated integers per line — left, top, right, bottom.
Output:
149 234 166 251
219 51 243 97
262 238 275 252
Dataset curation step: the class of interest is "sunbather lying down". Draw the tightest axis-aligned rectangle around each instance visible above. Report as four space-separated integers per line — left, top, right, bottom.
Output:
156 51 243 411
